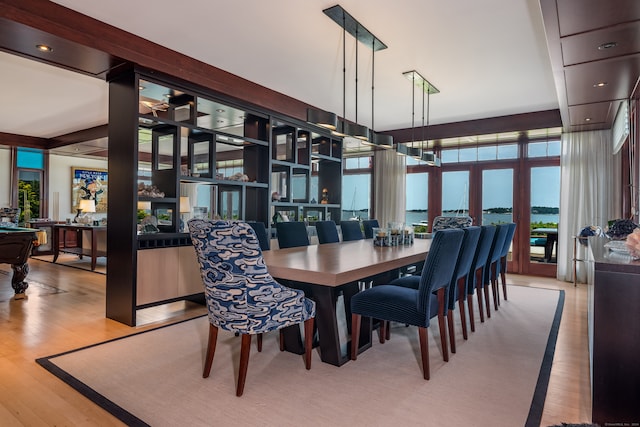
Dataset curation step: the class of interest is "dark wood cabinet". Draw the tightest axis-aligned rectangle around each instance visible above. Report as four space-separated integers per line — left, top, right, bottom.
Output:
588 238 640 425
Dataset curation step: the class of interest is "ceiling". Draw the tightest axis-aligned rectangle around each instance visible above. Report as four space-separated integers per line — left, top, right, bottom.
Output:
0 0 638 156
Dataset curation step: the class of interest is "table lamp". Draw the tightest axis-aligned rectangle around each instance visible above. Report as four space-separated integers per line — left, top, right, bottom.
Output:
78 199 96 224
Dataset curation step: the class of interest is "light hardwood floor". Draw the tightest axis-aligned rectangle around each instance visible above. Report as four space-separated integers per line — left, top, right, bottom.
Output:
0 259 590 426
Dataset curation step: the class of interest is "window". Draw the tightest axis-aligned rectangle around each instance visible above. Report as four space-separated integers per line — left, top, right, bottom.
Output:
528 140 561 158
406 172 428 224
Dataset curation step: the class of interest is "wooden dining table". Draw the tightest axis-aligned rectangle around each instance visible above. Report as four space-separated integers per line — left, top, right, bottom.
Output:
262 238 431 366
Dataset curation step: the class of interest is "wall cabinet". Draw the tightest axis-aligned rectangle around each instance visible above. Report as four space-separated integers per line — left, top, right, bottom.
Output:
107 69 342 325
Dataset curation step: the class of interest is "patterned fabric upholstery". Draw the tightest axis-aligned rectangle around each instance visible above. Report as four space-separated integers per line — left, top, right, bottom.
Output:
431 215 473 231
188 219 315 335
315 220 340 244
0 207 20 228
340 220 364 241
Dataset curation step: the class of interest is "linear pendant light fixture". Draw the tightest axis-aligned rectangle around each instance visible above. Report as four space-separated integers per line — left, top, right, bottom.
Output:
399 70 440 166
315 4 388 145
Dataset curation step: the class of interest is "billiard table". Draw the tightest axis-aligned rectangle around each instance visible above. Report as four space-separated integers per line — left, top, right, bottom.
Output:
0 226 38 298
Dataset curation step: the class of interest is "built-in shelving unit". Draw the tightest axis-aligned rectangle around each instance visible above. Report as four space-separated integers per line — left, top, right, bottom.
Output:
106 68 342 325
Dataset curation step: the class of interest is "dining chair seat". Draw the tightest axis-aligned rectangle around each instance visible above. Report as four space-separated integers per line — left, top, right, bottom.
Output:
362 219 380 239
315 220 340 244
340 220 364 241
350 229 464 380
466 225 496 330
276 221 310 249
188 219 315 396
247 221 270 251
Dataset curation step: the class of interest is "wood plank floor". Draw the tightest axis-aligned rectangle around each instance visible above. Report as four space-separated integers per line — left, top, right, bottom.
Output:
0 259 590 426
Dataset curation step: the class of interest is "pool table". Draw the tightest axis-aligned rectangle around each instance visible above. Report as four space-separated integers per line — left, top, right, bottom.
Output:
0 226 38 298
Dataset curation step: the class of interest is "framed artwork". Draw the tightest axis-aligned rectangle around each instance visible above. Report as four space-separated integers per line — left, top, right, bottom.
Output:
71 167 108 213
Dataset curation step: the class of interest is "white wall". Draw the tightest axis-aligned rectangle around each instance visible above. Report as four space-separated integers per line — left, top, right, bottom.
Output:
49 154 108 222
0 147 11 207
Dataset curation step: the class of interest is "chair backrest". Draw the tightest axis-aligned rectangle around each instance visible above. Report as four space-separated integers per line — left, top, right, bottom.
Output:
432 215 473 231
362 219 380 239
340 220 364 241
467 225 497 293
416 228 464 315
188 219 272 331
276 221 310 249
247 221 270 251
315 220 340 244
0 207 20 227
484 224 510 282
499 222 517 258
448 226 482 307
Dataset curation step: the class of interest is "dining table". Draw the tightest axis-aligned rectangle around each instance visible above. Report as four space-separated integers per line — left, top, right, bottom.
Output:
262 238 431 366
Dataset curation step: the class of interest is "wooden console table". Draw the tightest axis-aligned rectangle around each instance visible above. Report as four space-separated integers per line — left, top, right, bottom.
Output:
53 224 107 271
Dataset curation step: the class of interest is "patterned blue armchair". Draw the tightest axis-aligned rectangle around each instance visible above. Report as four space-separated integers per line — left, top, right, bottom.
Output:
188 219 316 396
431 215 472 231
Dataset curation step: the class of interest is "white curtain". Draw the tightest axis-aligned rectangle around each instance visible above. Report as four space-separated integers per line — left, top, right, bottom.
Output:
557 130 621 282
373 149 406 227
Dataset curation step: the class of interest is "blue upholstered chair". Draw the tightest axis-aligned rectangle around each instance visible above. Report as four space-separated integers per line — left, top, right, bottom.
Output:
247 221 270 251
484 224 510 313
386 227 481 351
315 220 340 244
431 215 473 231
362 219 380 239
466 225 497 329
276 221 310 249
340 220 364 241
350 229 464 379
188 219 316 396
497 222 517 301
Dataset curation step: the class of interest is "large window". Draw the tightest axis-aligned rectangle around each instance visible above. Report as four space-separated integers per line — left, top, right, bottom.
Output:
406 172 428 224
16 147 45 222
441 170 469 216
342 155 371 220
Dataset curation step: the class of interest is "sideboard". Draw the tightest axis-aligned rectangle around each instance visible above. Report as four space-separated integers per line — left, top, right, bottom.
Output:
587 237 640 426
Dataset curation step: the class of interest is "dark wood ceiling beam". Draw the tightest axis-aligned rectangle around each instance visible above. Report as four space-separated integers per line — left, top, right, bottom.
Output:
386 109 562 143
0 131 48 148
49 124 108 148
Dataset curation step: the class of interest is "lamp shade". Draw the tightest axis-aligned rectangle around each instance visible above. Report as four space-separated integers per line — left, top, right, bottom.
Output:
307 108 338 131
371 132 394 148
179 196 191 213
78 199 96 213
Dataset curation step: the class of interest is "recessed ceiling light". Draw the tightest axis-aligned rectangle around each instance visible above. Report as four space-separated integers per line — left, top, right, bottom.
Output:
216 109 225 113
598 42 618 50
36 44 53 52
138 85 145 91
164 93 172 98
585 118 592 122
593 82 608 88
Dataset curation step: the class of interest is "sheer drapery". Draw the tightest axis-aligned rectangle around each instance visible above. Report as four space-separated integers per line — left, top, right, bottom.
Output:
557 130 621 282
373 149 406 227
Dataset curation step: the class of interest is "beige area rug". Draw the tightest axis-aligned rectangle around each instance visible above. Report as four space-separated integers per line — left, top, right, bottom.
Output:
37 285 563 427
32 254 106 275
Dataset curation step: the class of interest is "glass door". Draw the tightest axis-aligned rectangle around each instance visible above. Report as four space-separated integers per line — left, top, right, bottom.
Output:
528 166 560 270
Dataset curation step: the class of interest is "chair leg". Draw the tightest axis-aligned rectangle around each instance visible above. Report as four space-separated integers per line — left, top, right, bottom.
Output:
279 330 284 351
457 277 468 340
379 320 386 344
418 327 430 380
236 334 252 397
475 269 485 323
483 282 492 319
447 310 456 354
203 323 219 378
436 288 449 362
467 293 476 332
304 318 314 370
351 314 361 360
492 263 500 309
385 320 391 341
500 260 508 301
257 333 263 352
